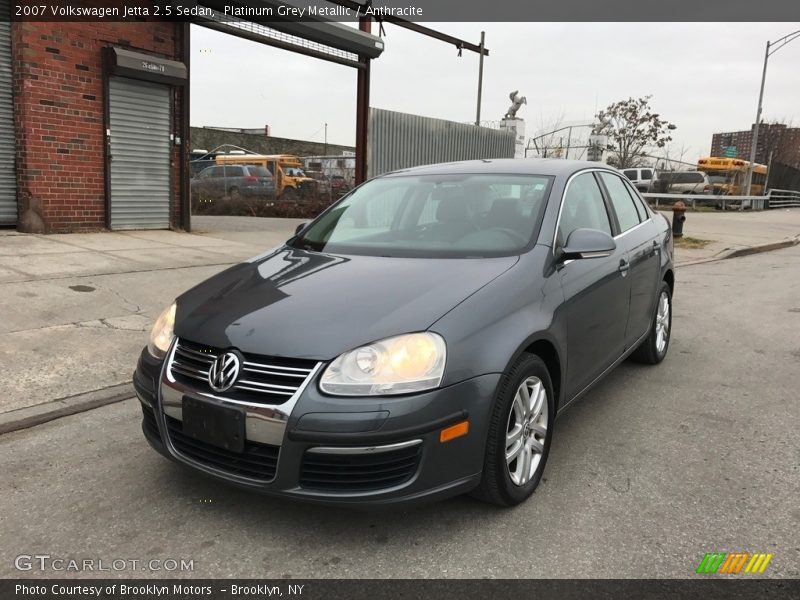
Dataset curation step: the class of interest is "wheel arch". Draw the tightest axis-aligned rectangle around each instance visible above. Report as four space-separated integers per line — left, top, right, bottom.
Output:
503 333 564 413
663 268 674 295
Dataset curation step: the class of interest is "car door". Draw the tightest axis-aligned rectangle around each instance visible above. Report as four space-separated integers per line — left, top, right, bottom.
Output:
598 172 661 349
194 166 218 199
205 166 226 198
557 171 631 399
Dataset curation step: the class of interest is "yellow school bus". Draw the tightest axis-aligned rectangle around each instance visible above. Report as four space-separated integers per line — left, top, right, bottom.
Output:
215 153 316 201
696 157 768 195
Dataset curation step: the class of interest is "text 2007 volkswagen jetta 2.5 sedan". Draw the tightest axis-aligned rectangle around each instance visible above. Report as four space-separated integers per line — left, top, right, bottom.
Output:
135 159 674 507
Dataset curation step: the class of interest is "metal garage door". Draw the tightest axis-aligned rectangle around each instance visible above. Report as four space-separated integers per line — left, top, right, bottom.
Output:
109 77 171 229
0 19 16 225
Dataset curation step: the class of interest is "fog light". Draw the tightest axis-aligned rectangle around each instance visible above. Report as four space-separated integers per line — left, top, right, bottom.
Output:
440 420 469 443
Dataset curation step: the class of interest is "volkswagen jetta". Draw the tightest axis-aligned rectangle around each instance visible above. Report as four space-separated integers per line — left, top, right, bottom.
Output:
134 159 674 507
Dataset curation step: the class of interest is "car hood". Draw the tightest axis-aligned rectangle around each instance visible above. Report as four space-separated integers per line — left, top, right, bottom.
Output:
174 247 518 360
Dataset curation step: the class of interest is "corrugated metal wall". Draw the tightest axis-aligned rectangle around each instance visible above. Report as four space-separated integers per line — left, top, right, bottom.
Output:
367 108 515 179
109 77 171 230
0 16 17 226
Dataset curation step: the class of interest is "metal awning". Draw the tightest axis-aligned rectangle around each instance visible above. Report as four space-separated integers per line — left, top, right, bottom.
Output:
197 0 385 68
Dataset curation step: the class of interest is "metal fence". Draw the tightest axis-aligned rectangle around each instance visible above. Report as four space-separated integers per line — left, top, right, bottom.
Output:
642 188 800 211
767 189 800 209
367 108 515 179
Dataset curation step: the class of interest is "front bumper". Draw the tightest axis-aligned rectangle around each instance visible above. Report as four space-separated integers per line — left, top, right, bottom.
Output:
134 348 499 507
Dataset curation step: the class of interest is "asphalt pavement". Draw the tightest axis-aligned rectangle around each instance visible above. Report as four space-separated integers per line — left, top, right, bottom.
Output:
1 244 798 579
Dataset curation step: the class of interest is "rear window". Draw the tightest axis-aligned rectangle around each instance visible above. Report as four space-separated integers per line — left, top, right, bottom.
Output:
623 170 637 180
224 166 245 177
246 166 272 177
640 169 653 180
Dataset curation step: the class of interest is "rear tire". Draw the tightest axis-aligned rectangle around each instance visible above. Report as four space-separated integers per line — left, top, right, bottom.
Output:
630 281 672 364
472 353 555 507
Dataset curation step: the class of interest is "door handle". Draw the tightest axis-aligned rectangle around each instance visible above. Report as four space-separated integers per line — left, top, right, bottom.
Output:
619 258 630 273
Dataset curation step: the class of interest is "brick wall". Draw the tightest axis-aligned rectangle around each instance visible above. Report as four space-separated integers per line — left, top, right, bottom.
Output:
710 123 800 168
13 21 185 233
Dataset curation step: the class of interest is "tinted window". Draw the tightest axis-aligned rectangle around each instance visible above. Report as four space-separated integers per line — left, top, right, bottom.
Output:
599 172 641 233
558 173 612 245
640 169 653 180
623 170 637 180
675 172 703 184
205 166 225 178
225 166 244 177
621 178 650 220
247 166 271 177
293 174 553 258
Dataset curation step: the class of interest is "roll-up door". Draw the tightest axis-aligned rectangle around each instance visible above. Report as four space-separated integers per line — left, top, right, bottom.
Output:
108 77 171 229
0 19 16 226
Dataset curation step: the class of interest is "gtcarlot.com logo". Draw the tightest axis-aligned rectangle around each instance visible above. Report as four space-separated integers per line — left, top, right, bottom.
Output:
14 554 194 572
696 552 773 574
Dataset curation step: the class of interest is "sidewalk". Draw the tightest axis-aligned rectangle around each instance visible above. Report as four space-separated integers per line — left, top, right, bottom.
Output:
666 208 800 266
1 210 799 431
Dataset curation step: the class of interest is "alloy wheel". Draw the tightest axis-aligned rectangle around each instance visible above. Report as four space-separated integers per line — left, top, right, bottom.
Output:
505 376 549 486
655 291 670 354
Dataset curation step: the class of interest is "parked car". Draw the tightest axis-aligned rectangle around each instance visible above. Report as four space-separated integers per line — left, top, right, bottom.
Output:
305 171 332 199
136 159 674 507
190 164 275 201
648 170 712 194
330 175 352 197
621 167 655 192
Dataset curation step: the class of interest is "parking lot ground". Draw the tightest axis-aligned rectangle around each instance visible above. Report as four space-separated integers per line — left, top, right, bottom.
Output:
1 244 798 579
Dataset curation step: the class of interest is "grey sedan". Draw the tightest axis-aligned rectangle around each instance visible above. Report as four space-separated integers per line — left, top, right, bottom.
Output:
135 159 674 507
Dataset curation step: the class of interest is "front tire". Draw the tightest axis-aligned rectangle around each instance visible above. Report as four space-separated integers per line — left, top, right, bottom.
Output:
630 281 672 364
472 353 555 506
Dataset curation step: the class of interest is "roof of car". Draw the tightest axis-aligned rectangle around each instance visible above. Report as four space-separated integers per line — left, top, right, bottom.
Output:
382 158 619 178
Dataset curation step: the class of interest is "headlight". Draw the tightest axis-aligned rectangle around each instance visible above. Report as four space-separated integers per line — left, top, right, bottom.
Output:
147 302 176 359
320 332 446 396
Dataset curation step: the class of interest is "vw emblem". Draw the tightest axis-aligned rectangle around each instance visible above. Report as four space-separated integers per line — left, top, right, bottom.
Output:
208 351 241 393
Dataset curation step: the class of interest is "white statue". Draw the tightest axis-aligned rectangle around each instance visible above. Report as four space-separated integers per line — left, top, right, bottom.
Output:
504 90 527 119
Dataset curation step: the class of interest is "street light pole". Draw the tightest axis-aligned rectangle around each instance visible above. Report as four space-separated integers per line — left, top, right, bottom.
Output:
744 42 769 196
475 31 485 126
744 29 800 196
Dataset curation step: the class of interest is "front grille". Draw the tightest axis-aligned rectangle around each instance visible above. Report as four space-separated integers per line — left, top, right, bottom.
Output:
165 415 279 481
141 404 159 439
300 445 422 492
169 338 317 405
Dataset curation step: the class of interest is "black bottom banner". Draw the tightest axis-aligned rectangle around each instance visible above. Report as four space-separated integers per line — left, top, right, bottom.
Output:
3 579 800 600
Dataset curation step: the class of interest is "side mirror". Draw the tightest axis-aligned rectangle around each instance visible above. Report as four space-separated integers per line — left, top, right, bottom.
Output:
559 228 616 261
295 222 309 235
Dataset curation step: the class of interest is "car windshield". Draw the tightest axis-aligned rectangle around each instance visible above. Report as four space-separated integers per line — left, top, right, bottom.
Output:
290 173 553 258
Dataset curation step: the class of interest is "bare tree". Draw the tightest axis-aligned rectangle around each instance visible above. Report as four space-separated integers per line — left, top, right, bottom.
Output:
596 96 676 169
527 111 566 158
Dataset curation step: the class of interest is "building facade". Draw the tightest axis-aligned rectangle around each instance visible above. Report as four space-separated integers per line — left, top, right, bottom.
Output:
710 123 800 169
3 21 188 233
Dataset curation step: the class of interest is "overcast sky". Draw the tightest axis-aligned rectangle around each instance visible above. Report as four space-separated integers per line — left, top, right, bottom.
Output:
190 22 800 163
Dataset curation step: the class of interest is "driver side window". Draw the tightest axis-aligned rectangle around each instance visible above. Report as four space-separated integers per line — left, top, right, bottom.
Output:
557 173 612 246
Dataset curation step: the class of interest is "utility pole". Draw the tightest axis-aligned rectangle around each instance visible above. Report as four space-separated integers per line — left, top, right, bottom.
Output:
744 30 800 196
745 42 769 196
475 31 485 126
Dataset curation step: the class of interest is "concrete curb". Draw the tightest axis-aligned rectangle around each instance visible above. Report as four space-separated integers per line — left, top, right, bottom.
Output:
677 236 799 267
0 383 133 435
